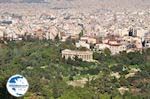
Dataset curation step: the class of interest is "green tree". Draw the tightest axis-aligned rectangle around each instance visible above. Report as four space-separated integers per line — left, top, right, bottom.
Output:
103 48 111 56
79 30 84 38
55 34 60 43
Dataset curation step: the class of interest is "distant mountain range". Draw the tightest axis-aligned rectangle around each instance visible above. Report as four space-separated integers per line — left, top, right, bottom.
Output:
0 0 45 3
0 0 150 11
0 0 149 4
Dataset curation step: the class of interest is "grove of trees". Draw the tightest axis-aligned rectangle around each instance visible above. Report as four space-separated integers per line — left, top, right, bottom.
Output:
0 40 149 99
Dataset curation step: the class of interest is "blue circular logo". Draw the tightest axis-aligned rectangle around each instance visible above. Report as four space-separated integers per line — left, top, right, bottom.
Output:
6 74 29 97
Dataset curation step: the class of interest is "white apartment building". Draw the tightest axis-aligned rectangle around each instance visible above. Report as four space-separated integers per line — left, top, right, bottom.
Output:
76 40 90 49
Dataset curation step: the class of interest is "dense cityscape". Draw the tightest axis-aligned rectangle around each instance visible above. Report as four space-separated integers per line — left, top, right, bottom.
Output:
0 0 150 99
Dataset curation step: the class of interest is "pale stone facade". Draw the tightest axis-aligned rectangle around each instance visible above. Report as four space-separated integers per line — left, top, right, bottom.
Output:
62 49 93 62
76 40 90 49
80 36 97 44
